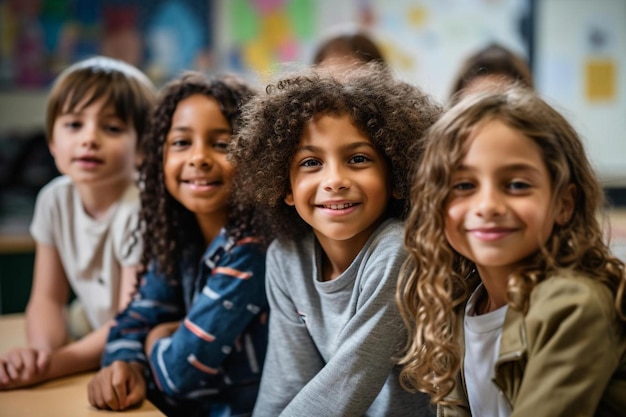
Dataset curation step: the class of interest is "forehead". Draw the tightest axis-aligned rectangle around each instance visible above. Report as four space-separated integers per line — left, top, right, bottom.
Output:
461 119 546 171
300 113 370 145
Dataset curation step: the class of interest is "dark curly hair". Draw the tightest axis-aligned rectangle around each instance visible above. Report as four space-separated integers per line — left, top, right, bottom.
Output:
230 63 442 240
139 71 259 277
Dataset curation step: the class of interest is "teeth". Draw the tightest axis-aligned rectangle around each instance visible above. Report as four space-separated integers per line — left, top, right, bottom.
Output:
189 180 211 185
324 203 356 210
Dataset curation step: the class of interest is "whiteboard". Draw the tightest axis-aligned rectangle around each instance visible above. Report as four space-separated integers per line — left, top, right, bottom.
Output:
535 0 626 184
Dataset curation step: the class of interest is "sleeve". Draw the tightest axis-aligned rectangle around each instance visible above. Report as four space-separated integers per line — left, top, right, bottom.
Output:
257 233 411 417
252 242 326 417
29 179 58 246
509 276 623 417
148 240 267 397
101 265 185 367
114 190 143 267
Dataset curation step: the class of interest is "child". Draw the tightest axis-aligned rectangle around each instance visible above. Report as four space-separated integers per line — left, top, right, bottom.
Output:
230 64 442 417
397 86 626 416
0 56 156 389
449 42 533 103
87 72 269 416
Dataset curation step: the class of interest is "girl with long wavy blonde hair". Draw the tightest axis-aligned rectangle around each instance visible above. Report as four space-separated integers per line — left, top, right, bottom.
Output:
397 86 626 416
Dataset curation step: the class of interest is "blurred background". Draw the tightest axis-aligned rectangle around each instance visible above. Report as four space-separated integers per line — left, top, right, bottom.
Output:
0 0 624 313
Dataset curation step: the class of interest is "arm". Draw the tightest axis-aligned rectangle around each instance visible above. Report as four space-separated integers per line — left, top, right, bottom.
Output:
0 242 70 388
509 276 623 417
148 241 268 397
25 242 69 351
252 244 325 417
117 265 139 312
88 265 185 410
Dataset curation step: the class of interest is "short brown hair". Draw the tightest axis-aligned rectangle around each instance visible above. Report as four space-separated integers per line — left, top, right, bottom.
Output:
45 56 156 145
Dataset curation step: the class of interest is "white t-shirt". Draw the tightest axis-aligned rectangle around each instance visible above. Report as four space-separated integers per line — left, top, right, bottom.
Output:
30 175 142 328
464 284 511 417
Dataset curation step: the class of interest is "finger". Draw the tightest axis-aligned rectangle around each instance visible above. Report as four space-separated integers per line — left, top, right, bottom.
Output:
0 361 10 384
124 374 147 408
7 351 23 373
36 350 51 374
6 362 19 380
20 351 38 378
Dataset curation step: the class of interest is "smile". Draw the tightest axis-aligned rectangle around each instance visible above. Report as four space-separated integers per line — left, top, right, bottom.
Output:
468 228 516 241
318 202 359 210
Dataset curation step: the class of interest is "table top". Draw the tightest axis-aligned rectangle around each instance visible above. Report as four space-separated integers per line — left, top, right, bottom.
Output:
0 314 164 416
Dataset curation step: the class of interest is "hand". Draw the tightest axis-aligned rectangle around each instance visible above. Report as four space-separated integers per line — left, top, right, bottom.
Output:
87 360 146 411
0 347 51 389
145 320 181 357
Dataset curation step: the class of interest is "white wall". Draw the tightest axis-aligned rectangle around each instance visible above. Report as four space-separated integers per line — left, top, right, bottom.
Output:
535 0 626 185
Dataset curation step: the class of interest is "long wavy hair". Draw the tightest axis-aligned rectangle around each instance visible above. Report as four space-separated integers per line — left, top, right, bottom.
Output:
230 63 442 240
397 86 626 403
139 72 260 277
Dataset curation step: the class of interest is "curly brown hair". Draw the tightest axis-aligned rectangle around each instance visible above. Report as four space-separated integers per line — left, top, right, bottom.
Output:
139 71 259 277
397 86 626 404
229 64 442 240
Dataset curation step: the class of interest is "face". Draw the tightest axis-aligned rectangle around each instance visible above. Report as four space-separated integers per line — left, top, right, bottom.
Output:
285 114 391 249
444 119 570 280
163 94 235 232
50 96 138 190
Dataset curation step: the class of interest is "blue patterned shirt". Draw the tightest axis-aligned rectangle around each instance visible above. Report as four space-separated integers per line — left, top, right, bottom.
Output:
102 229 268 416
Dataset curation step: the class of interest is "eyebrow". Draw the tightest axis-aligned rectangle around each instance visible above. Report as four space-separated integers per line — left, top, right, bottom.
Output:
168 126 232 134
296 141 376 153
456 162 544 175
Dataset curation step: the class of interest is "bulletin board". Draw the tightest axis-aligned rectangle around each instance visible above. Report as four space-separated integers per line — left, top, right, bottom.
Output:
534 0 626 184
214 0 532 102
0 0 214 89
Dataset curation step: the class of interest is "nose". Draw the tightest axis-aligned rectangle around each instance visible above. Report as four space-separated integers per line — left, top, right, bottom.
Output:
475 185 506 218
323 162 351 192
80 123 100 149
188 143 213 169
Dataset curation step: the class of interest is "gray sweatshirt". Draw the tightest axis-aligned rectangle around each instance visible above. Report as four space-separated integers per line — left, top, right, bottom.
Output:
252 219 434 417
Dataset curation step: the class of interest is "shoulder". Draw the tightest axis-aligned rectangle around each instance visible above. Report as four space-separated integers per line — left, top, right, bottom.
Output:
267 232 315 258
36 175 73 202
527 269 617 327
362 219 406 259
114 183 141 214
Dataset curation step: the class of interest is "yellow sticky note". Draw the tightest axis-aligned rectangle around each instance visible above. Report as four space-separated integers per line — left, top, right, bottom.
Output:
585 59 616 101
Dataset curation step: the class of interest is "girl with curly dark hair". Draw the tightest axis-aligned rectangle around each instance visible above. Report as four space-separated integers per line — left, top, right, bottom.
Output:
88 72 269 416
397 86 626 416
230 63 442 417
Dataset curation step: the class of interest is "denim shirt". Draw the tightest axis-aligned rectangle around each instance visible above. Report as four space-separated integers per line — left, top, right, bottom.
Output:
102 229 268 416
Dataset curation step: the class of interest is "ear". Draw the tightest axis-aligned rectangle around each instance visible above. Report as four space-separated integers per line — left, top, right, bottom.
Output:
556 183 576 226
284 192 295 206
134 150 143 168
48 141 56 158
392 188 402 200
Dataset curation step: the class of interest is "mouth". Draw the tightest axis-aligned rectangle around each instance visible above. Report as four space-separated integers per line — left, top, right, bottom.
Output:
468 227 517 241
74 156 104 164
182 179 221 186
317 202 360 210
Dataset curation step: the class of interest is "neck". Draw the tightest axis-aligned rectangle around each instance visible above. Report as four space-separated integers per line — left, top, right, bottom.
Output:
474 266 511 314
196 212 229 246
75 177 132 220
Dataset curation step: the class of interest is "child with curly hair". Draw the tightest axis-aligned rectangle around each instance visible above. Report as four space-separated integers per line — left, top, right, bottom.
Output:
0 56 155 389
397 86 626 416
230 64 442 417
87 72 269 416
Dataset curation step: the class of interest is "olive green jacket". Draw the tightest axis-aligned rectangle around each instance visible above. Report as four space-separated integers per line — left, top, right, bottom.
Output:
439 270 626 417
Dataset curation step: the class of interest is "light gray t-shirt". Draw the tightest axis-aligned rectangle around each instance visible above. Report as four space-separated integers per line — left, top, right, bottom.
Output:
30 175 142 329
252 219 434 417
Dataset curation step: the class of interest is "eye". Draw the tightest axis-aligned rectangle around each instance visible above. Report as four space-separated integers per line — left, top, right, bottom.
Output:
212 136 231 153
103 123 125 134
507 180 532 192
299 158 321 168
64 120 82 130
170 137 191 148
348 154 372 164
452 181 475 192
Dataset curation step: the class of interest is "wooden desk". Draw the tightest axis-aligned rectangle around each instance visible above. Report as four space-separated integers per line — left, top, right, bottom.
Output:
0 314 164 416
